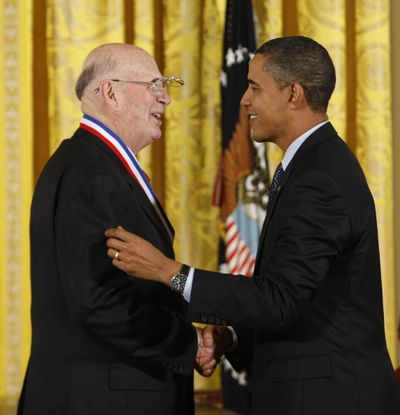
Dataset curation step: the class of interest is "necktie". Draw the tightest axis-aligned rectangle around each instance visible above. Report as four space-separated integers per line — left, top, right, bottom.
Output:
267 163 284 209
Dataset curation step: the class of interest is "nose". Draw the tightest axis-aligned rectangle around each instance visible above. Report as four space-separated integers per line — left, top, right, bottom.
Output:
157 90 171 106
240 87 250 106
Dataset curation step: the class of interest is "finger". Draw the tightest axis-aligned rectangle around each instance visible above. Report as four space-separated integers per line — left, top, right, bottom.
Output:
197 356 216 367
202 327 216 347
197 345 215 359
105 227 128 241
199 361 217 377
195 365 214 378
105 227 120 238
106 238 125 252
195 326 203 347
204 359 217 370
198 367 214 378
107 248 122 261
111 257 129 273
107 248 119 258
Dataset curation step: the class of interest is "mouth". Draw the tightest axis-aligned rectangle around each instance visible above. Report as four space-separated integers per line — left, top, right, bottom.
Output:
151 112 163 123
249 114 258 121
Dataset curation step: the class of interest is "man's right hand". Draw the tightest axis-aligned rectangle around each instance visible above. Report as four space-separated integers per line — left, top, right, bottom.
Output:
105 226 180 286
195 325 233 377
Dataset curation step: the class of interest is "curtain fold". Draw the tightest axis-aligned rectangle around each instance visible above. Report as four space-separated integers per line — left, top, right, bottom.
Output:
163 0 222 271
354 0 396 357
47 0 125 153
297 0 347 137
0 0 33 408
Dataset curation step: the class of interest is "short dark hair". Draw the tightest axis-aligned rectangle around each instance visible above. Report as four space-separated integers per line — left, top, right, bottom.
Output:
256 36 336 112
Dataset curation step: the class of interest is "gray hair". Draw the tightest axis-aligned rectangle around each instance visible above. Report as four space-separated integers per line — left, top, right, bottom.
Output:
75 55 117 100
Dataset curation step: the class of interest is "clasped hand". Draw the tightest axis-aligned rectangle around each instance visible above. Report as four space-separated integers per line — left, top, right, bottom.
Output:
194 325 232 377
104 227 233 377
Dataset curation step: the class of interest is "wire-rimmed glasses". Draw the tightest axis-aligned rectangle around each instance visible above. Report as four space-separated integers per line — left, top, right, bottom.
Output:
94 76 184 95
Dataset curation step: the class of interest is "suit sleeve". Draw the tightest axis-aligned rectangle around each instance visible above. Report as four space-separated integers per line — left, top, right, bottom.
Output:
55 173 197 374
187 169 351 332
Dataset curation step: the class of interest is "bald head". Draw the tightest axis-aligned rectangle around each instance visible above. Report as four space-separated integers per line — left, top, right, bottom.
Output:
75 43 171 154
75 43 156 100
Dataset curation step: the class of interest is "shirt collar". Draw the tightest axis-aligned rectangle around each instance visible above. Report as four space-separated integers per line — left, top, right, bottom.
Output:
281 120 329 171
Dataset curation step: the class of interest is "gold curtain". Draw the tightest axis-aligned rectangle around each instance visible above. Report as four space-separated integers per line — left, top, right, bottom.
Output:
354 0 396 356
0 0 33 411
162 0 222 269
0 0 398 411
47 0 125 153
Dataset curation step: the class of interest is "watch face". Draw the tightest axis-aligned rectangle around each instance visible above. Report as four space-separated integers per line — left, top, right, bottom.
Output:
171 273 187 293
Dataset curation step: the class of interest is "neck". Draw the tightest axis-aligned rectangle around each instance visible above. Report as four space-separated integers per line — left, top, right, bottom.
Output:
277 112 328 151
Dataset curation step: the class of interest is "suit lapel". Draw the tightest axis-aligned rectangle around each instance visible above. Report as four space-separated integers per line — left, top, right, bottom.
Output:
255 123 338 271
127 179 175 244
75 128 175 245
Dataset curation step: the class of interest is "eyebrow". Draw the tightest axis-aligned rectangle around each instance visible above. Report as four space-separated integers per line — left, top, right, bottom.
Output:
247 79 260 87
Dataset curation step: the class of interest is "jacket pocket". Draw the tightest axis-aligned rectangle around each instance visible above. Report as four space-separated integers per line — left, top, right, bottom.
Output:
267 354 332 382
109 366 166 390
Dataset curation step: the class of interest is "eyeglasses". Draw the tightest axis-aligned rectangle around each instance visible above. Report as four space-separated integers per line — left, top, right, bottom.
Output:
94 76 184 95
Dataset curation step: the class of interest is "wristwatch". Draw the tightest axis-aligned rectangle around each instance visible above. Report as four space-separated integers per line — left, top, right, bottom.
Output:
170 264 190 294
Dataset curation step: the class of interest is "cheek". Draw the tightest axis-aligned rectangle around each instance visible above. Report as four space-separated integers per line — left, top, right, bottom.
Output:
125 104 148 125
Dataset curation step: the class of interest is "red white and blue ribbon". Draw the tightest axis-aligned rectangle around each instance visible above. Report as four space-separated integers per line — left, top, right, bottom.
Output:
80 114 173 242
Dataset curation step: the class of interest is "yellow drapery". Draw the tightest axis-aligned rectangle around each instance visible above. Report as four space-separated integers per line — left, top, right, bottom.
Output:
354 0 396 354
0 0 32 410
0 0 398 411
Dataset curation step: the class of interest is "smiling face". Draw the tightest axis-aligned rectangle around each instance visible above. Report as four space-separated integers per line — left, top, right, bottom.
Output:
240 53 293 149
113 53 170 153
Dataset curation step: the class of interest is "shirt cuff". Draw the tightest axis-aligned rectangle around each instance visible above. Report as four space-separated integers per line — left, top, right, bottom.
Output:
183 267 195 302
226 326 238 351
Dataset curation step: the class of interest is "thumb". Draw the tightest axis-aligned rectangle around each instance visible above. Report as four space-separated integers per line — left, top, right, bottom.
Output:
202 325 215 347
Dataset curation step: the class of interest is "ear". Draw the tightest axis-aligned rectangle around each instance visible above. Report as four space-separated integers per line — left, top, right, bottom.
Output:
99 80 118 107
287 82 305 109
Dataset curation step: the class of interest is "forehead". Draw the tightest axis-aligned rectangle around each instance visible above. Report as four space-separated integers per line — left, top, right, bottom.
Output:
125 54 161 79
248 54 274 84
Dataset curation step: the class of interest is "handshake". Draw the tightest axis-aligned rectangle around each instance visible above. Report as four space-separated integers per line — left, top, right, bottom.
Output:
104 226 234 377
194 325 233 377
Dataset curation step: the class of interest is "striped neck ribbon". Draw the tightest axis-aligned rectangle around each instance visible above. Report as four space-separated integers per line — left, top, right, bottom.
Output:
80 114 173 242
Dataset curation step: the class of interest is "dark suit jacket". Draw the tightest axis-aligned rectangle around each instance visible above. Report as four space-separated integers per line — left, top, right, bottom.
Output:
18 127 197 415
187 123 400 414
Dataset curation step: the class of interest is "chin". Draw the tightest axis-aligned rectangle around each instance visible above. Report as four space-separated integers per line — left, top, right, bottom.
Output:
252 136 270 143
250 129 265 143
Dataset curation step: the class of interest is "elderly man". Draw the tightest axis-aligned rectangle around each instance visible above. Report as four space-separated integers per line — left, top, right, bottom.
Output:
105 37 400 414
17 43 215 415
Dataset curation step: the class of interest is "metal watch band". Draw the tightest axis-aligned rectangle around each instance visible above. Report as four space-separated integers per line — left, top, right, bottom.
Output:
170 264 190 294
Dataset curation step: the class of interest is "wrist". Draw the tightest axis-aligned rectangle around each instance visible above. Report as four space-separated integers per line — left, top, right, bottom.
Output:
160 260 180 286
170 264 190 294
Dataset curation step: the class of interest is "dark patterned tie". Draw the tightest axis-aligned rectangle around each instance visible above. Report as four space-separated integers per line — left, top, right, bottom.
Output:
267 162 284 210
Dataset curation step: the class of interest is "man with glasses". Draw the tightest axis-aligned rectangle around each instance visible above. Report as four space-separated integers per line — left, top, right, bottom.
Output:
17 43 214 415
